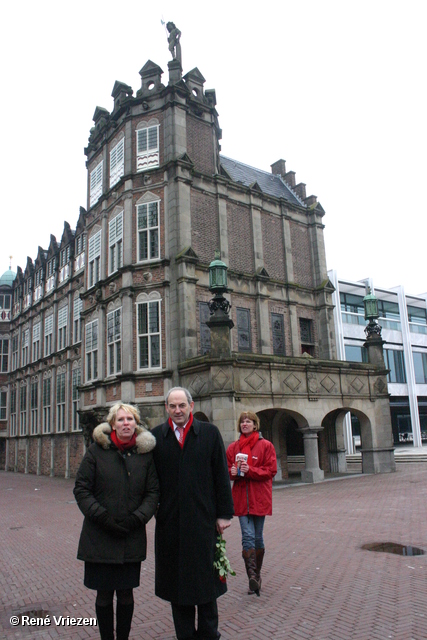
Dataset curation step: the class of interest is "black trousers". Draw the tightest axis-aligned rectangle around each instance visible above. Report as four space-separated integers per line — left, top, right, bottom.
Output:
171 600 220 639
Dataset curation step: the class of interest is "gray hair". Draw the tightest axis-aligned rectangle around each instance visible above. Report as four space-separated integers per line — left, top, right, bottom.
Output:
165 387 193 405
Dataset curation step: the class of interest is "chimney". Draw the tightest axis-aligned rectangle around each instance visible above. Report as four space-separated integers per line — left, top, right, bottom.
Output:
271 159 287 177
294 183 306 200
304 195 318 207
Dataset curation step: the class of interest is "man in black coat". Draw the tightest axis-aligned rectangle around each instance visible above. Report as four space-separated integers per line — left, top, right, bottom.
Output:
152 386 234 640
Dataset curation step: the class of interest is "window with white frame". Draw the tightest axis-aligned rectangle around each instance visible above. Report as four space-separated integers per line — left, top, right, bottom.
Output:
35 268 43 287
0 338 8 372
60 246 70 268
73 297 82 344
32 322 40 362
86 320 98 381
42 377 51 434
20 382 27 436
46 257 56 293
90 160 103 207
136 125 159 172
107 308 121 375
137 299 161 369
137 201 159 261
110 138 124 188
11 334 18 370
72 368 81 431
75 234 86 256
0 390 6 420
56 371 66 432
59 246 71 283
0 293 11 311
47 258 56 278
88 231 101 288
10 387 17 436
44 314 53 356
109 212 123 275
30 379 38 435
22 328 29 366
57 306 68 350
34 268 43 302
75 234 86 272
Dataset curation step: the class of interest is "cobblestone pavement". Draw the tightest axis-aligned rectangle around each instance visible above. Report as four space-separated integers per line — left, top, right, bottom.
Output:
1 465 427 640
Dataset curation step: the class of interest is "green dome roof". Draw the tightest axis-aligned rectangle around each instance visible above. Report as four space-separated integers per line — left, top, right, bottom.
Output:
0 267 16 288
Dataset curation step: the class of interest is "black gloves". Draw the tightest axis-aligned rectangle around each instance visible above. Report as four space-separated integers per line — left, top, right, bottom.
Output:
119 514 141 532
97 512 129 538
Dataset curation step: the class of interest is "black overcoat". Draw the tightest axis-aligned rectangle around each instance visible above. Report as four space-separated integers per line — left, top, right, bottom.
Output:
152 417 234 605
74 422 159 564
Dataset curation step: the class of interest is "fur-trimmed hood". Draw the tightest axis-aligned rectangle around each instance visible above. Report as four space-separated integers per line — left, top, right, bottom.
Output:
93 422 156 454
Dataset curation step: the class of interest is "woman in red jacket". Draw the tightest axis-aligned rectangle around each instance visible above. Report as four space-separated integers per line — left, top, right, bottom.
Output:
226 411 277 595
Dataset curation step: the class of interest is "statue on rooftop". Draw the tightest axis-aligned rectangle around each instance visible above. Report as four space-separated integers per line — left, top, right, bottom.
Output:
166 22 182 65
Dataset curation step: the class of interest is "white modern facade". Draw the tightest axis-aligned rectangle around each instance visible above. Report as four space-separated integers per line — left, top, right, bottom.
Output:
329 270 427 452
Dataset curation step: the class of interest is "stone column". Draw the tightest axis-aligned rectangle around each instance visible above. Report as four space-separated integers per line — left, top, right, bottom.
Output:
363 331 396 474
300 426 324 483
206 305 234 358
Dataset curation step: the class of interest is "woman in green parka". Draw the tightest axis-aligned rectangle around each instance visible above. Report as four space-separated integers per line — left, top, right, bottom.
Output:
74 403 159 640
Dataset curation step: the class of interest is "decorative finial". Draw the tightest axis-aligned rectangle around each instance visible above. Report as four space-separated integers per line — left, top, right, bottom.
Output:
9 255 13 269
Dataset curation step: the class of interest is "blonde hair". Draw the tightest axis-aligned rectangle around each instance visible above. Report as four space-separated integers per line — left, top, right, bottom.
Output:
106 403 141 426
237 411 260 433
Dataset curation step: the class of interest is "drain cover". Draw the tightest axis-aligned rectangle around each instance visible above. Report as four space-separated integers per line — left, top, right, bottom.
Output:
17 609 51 622
362 542 425 556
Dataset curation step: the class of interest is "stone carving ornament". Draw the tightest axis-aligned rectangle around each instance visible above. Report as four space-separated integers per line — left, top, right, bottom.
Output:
166 22 182 64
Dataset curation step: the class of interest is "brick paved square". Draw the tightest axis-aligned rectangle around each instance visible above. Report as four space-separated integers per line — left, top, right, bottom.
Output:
1 466 427 639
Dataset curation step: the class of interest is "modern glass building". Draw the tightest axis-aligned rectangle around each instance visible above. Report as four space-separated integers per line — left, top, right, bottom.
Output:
329 270 427 452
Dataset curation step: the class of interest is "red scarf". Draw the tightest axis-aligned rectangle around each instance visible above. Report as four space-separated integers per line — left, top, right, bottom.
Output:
169 413 194 448
110 429 137 451
238 431 259 466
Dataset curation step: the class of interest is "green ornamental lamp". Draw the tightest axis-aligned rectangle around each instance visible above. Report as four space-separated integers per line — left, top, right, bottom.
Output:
363 288 382 337
209 250 228 294
208 250 231 316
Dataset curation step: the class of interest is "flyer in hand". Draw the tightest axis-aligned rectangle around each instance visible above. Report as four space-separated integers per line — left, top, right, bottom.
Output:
235 453 248 476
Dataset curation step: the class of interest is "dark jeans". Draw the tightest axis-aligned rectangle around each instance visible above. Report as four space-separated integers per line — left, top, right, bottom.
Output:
171 600 220 639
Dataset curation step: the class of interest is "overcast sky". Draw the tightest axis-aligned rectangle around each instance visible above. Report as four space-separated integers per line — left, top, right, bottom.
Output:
1 0 426 296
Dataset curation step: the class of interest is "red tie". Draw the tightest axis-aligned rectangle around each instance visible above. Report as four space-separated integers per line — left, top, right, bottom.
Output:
177 426 184 444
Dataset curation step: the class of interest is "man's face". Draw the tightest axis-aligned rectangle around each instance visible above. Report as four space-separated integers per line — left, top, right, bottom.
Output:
166 390 194 427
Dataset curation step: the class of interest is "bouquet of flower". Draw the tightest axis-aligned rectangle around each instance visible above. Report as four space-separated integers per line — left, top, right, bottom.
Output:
214 534 236 583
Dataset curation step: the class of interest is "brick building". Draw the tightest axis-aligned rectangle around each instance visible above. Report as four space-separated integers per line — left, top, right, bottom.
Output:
4 50 395 479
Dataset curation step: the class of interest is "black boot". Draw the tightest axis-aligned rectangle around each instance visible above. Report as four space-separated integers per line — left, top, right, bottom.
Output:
255 548 265 592
95 603 114 640
242 549 260 595
116 601 134 640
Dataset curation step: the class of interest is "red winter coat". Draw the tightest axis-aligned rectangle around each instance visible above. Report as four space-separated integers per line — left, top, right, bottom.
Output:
226 435 277 517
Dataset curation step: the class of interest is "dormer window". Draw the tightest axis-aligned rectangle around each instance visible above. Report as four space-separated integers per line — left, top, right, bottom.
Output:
35 269 43 287
46 258 56 293
60 246 70 267
59 246 71 283
47 258 56 277
76 234 86 256
90 160 103 207
110 138 125 188
34 268 43 302
23 278 32 309
136 125 159 172
75 234 86 273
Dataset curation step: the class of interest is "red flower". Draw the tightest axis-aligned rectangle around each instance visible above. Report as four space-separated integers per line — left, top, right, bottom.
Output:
219 575 227 583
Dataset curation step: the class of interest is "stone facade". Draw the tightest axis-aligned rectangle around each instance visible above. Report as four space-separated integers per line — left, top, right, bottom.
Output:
4 51 395 480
